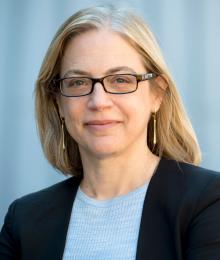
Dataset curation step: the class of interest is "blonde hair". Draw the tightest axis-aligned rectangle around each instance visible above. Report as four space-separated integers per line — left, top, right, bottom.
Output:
35 4 201 176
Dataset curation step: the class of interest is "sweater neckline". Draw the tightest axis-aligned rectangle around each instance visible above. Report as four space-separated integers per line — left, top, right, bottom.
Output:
77 181 149 207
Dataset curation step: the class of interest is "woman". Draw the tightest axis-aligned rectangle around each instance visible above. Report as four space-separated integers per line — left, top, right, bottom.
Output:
0 5 220 260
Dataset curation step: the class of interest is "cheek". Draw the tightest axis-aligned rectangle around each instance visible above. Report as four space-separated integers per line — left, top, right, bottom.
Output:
129 90 153 118
120 96 152 135
61 101 82 135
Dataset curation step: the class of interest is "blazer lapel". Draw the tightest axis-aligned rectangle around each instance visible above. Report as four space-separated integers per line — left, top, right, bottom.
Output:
39 176 82 260
135 158 184 260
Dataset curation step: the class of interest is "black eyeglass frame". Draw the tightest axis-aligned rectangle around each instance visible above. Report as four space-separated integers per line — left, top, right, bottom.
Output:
53 72 158 97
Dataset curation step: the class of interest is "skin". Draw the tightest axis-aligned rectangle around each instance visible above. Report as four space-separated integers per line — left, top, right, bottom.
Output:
58 28 163 200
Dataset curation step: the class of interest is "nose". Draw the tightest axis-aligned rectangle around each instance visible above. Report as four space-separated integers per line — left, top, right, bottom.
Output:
87 82 113 110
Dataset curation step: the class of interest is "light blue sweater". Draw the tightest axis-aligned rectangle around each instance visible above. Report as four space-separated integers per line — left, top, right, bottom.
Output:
63 181 149 260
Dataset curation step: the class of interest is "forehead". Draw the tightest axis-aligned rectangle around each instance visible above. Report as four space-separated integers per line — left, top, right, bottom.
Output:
60 29 146 76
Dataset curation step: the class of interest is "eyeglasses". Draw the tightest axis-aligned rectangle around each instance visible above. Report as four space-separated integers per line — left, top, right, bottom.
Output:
53 72 158 97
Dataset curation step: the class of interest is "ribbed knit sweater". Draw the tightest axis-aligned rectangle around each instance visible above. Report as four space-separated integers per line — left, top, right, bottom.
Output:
63 181 149 260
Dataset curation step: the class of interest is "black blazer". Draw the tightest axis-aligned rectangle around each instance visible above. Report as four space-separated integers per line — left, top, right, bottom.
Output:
1 158 220 260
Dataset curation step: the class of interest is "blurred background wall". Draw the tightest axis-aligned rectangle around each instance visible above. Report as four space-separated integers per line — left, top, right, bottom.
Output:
0 0 220 226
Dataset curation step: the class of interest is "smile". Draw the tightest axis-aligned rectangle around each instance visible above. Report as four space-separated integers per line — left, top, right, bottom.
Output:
84 120 121 130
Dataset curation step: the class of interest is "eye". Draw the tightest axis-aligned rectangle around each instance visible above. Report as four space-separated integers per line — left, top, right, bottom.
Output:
70 79 85 87
115 77 127 83
110 75 132 84
64 78 89 88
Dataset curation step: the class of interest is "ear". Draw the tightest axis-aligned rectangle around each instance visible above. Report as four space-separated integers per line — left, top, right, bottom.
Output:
154 74 168 91
152 74 168 111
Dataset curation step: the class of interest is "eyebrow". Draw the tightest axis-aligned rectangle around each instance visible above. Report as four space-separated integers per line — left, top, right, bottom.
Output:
62 66 137 78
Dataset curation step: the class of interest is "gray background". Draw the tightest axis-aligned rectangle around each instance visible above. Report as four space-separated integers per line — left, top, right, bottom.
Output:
0 0 220 226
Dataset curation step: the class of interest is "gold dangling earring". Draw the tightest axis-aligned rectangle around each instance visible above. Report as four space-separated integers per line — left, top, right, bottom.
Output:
153 109 157 146
61 117 66 150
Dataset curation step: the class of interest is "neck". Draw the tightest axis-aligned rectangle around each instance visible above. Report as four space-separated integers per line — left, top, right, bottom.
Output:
79 145 160 200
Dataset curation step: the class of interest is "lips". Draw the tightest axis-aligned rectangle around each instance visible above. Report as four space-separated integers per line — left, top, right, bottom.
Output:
84 120 121 130
85 120 119 125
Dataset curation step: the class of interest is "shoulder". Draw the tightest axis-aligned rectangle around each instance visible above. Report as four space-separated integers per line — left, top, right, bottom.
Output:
176 160 220 207
158 157 220 192
151 158 220 219
154 160 220 258
0 177 82 258
176 160 220 204
177 159 219 178
6 176 81 220
15 176 81 204
171 162 220 256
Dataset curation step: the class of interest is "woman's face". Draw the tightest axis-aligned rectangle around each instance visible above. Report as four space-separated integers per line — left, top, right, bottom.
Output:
58 29 161 159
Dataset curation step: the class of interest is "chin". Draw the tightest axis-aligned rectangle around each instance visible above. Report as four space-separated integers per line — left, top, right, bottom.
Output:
90 146 119 158
82 140 122 159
